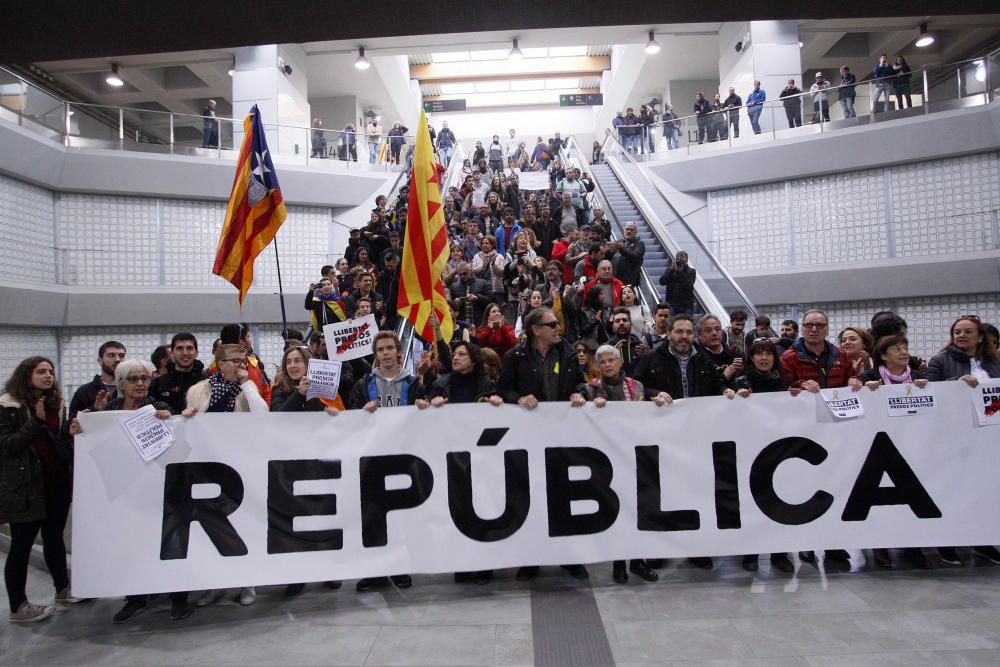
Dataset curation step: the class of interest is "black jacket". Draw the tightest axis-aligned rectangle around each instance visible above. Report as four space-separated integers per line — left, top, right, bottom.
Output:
659 264 697 307
149 360 206 415
270 388 327 412
723 94 743 117
633 346 724 400
611 237 646 286
426 373 499 403
780 86 803 109
498 339 584 404
69 375 116 419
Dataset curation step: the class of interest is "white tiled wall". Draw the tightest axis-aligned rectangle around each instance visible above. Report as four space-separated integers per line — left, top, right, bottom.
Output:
709 152 1000 269
0 173 57 284
759 292 1000 361
0 327 60 388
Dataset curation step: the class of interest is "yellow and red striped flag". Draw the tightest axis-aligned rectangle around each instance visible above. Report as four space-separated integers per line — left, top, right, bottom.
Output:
213 105 287 305
397 109 453 344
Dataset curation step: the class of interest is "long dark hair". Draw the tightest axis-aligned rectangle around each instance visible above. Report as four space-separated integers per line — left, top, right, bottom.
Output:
3 356 63 414
274 346 312 394
747 339 787 384
451 341 485 375
584 285 605 311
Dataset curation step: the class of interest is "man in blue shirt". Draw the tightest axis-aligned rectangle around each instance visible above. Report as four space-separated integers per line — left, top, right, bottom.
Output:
746 81 766 134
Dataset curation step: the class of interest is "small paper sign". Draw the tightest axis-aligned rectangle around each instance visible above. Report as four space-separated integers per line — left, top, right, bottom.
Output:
883 383 936 417
120 404 174 462
970 378 1000 427
324 314 377 361
306 358 343 402
820 387 865 420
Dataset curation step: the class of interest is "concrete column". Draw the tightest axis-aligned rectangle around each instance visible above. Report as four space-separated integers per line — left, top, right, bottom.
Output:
717 21 802 136
232 44 310 156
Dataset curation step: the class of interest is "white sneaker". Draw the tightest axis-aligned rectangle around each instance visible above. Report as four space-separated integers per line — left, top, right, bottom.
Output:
239 586 256 606
10 602 55 623
194 589 224 607
55 587 86 605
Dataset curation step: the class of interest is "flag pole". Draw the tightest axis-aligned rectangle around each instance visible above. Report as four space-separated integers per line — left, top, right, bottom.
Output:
273 237 289 339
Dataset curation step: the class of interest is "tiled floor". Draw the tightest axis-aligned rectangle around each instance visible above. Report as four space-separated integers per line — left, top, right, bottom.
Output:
3 549 1000 665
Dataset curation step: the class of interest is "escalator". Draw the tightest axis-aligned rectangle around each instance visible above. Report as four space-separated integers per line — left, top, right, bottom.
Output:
563 135 760 326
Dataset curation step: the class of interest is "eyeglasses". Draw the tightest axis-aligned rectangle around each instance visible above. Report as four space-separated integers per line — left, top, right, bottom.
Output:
802 322 828 330
537 321 561 329
125 375 150 384
222 358 248 367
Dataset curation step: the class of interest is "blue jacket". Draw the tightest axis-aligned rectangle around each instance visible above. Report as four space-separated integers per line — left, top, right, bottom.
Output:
494 223 523 256
873 64 895 85
746 89 766 108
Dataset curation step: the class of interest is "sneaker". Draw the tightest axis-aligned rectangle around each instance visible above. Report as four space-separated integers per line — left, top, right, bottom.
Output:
194 589 224 607
770 553 794 574
390 575 412 589
973 546 1000 565
356 577 390 592
10 602 54 624
239 587 256 606
938 547 962 566
741 555 759 572
112 599 146 624
55 587 87 604
284 583 305 597
170 598 190 621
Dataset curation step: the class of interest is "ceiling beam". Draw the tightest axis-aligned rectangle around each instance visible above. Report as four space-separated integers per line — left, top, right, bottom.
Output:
411 56 610 82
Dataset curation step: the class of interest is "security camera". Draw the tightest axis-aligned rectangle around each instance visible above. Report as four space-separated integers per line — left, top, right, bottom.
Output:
282 64 292 75
277 56 292 76
735 41 743 53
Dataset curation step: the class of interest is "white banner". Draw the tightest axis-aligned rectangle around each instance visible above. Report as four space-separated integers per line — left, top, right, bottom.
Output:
516 171 552 191
72 381 1000 597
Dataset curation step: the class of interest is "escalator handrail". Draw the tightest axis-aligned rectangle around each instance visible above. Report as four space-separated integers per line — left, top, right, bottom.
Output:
599 133 759 321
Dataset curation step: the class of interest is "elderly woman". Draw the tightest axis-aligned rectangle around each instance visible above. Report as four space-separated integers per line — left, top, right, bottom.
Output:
1 357 79 624
858 335 931 570
927 315 1000 567
575 344 670 584
183 344 267 610
83 359 181 623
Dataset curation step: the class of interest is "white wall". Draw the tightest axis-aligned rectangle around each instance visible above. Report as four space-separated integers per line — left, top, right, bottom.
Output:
310 95 361 131
430 106 597 156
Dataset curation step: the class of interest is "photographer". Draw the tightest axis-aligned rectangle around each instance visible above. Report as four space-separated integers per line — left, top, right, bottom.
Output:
659 250 696 315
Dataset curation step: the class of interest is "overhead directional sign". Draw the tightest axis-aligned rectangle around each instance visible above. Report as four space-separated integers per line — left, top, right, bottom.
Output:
423 99 467 113
560 93 604 106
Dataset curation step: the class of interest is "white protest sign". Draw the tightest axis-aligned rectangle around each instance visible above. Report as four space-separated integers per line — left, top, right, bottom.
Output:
119 404 174 462
883 383 937 417
970 378 1000 426
820 387 865 419
305 358 342 402
516 170 551 191
324 314 377 361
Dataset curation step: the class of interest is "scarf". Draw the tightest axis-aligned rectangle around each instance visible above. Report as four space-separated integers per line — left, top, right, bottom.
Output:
879 364 912 385
744 365 786 393
207 372 242 412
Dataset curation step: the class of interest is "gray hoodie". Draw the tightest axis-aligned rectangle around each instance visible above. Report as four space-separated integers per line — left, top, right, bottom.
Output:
370 367 417 407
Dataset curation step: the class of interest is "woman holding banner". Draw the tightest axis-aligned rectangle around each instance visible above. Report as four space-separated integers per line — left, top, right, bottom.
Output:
731 339 796 575
1 357 79 624
928 315 1000 566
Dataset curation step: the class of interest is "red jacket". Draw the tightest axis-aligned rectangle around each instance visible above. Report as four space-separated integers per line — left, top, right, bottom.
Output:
551 239 574 285
477 323 517 361
584 276 624 308
780 339 857 389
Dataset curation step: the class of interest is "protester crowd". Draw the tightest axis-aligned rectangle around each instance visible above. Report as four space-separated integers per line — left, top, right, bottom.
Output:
4 109 997 627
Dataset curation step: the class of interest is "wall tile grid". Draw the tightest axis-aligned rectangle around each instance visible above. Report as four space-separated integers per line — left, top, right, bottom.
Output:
58 193 159 286
709 182 791 272
0 172 57 284
759 292 1000 361
788 169 888 265
0 327 59 388
162 200 331 289
891 152 1000 257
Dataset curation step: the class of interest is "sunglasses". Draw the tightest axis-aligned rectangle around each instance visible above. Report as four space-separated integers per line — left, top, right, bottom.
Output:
537 321 561 329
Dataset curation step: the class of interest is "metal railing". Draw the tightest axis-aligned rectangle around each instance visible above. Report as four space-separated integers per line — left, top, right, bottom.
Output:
611 46 1000 160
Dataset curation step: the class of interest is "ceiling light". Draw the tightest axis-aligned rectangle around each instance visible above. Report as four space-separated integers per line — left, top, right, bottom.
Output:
228 56 236 77
915 23 935 48
798 41 804 48
974 61 986 83
509 38 524 61
354 47 370 70
105 63 124 87
645 31 661 55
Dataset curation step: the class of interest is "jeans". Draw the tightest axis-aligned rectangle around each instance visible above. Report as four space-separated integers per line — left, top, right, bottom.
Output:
747 108 762 134
5 498 70 612
785 105 802 127
872 85 891 112
729 115 740 138
840 95 856 118
368 142 379 163
812 100 830 122
644 127 655 153
440 145 453 167
666 127 680 150
202 128 218 148
625 134 639 154
696 118 708 144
